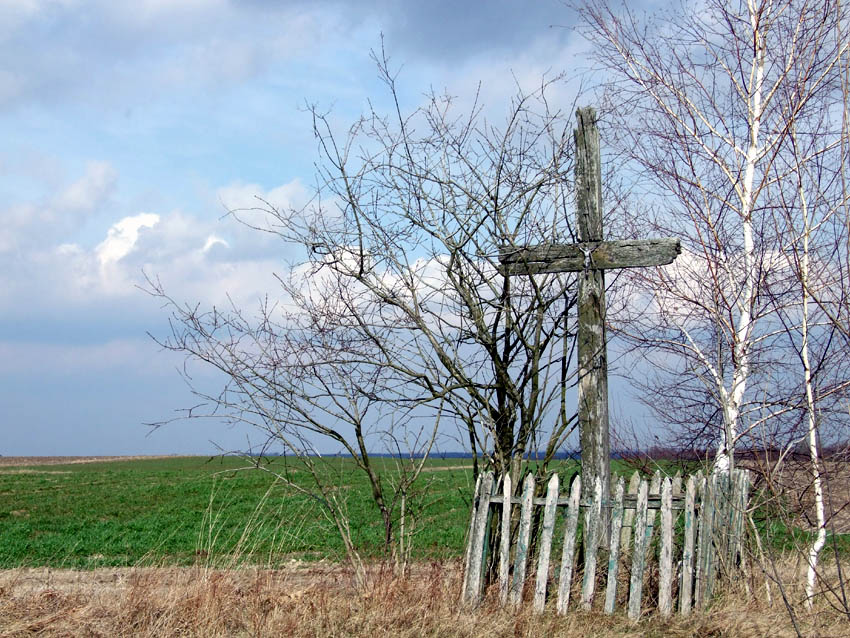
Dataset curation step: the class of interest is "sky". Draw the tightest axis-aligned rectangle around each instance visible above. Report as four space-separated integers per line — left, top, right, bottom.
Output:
0 0 605 456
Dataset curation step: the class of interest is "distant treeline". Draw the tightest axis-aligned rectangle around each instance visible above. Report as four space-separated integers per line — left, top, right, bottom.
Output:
255 450 651 461
250 443 849 462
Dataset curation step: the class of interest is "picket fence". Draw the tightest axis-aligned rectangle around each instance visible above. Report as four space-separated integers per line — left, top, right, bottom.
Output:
461 468 751 619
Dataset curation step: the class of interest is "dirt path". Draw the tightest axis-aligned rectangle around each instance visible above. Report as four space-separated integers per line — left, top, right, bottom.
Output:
0 455 183 468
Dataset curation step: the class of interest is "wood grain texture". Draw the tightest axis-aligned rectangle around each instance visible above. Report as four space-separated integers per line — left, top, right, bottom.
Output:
498 473 513 606
658 478 673 618
511 474 536 605
604 477 626 614
557 475 582 615
680 474 697 615
463 472 494 605
533 474 560 612
500 238 681 274
628 478 650 620
581 475 603 610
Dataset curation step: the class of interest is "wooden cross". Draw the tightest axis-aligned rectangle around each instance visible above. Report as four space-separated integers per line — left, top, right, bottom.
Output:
500 107 680 519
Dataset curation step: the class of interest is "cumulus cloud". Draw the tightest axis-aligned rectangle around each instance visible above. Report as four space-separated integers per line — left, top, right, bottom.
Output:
96 212 159 264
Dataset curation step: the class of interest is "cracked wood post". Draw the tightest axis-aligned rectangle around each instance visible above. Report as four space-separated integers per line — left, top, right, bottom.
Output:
575 106 610 542
498 106 681 550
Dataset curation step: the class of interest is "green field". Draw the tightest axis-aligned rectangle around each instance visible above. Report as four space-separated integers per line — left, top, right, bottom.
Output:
0 456 500 568
5 455 842 570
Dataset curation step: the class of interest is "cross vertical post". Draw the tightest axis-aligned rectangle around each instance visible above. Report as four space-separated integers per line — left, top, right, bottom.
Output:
498 106 681 548
575 107 611 529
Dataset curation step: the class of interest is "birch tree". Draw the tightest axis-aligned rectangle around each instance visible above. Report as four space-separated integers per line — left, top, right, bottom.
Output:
766 49 850 609
577 0 849 473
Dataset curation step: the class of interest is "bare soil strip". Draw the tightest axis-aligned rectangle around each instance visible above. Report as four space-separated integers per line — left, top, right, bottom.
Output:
0 455 182 468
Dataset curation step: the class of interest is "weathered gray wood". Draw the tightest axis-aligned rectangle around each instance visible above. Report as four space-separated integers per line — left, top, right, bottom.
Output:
723 469 746 571
628 479 650 620
658 478 674 618
498 473 513 606
463 471 495 604
604 477 626 614
557 475 582 614
672 471 683 497
461 473 483 603
574 107 611 541
620 471 641 553
680 474 697 615
730 470 742 567
492 493 679 508
533 474 560 612
694 471 711 609
500 238 681 275
499 107 680 551
704 472 722 602
647 470 662 532
581 475 603 610
511 474 536 605
732 470 751 569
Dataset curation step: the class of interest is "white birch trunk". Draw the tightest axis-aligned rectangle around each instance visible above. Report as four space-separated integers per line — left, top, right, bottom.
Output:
713 0 768 476
798 153 827 609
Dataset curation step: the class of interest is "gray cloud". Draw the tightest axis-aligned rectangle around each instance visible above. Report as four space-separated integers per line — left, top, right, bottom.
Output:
0 1 572 111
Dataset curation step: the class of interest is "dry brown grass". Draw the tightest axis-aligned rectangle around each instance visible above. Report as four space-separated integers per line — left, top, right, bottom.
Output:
1 561 846 638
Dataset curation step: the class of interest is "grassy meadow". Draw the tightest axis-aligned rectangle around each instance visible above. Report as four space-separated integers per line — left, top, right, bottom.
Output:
0 455 490 568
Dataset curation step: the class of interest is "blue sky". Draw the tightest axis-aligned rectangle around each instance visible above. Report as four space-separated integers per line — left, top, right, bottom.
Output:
0 0 601 455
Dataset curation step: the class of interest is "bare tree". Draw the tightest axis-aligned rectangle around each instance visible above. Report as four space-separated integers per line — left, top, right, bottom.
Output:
149 54 589 578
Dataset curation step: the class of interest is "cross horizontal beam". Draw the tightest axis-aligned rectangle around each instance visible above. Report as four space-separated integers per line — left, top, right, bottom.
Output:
499 238 681 275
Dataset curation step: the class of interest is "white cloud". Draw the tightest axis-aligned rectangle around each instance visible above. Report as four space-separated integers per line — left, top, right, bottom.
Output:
95 212 159 265
202 234 228 253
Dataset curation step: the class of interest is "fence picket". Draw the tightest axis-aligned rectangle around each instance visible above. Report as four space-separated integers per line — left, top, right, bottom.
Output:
694 471 710 609
604 477 626 614
498 473 513 606
704 472 721 602
463 471 494 604
628 478 650 620
533 474 560 612
511 474 536 605
462 468 750 617
581 475 603 610
620 471 641 552
733 470 750 567
680 474 696 615
658 477 673 617
460 473 483 603
556 475 582 614
646 470 661 547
